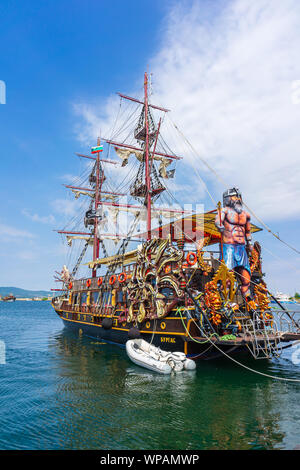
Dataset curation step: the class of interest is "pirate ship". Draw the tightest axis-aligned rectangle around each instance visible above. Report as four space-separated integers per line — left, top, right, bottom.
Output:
52 73 300 360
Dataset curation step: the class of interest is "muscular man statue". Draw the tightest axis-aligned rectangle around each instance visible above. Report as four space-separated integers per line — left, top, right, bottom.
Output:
215 188 252 296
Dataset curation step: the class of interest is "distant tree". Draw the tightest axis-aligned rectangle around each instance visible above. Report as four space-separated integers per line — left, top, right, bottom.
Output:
294 292 300 299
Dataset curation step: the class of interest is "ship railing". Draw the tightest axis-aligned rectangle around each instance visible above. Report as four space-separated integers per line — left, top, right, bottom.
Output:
72 278 100 291
232 310 252 329
53 296 68 309
243 315 282 359
59 301 114 316
274 310 300 334
182 249 220 271
72 266 135 291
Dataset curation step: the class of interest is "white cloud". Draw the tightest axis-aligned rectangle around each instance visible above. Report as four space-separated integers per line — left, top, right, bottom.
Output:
59 173 80 184
51 198 79 217
17 250 37 261
72 95 131 146
0 223 36 240
22 209 55 225
73 0 300 223
149 0 300 221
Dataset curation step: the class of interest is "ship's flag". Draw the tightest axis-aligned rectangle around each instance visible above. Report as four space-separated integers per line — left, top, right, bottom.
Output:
91 145 103 154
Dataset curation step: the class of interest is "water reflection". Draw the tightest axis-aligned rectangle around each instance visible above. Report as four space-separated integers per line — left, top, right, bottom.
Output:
1 302 299 450
47 327 300 449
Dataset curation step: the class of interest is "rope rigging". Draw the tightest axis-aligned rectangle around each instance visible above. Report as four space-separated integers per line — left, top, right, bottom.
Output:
167 114 300 257
176 306 300 383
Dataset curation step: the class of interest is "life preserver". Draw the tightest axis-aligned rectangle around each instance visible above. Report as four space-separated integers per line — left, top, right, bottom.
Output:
68 282 73 290
109 275 116 285
186 252 197 266
97 277 103 287
86 279 91 288
118 272 127 283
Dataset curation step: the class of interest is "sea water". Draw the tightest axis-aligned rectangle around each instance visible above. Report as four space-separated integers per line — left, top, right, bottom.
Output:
0 301 299 450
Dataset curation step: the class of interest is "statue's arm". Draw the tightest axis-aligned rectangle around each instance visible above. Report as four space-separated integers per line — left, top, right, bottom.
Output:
215 208 226 233
245 213 252 243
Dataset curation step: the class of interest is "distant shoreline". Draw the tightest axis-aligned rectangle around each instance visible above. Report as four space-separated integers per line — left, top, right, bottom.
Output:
0 297 52 302
0 286 52 301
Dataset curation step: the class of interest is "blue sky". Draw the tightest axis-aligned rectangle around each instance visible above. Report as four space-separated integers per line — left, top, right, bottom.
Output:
0 0 300 294
0 0 166 289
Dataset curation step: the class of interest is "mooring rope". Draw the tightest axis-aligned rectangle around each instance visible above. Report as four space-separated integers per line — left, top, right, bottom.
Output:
176 307 300 383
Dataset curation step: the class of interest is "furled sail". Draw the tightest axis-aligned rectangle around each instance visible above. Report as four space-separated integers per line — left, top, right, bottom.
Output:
66 236 94 246
114 146 174 179
71 189 95 199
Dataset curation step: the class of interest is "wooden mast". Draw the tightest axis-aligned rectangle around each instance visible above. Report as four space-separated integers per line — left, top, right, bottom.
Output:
92 137 101 277
144 72 151 240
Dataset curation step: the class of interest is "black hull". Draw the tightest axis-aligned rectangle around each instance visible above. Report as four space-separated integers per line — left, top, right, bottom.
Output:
60 314 253 361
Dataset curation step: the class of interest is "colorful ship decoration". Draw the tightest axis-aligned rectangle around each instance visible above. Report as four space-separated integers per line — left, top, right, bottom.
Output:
52 73 300 361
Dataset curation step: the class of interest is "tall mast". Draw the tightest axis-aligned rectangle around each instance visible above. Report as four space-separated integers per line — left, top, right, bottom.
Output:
144 72 151 240
92 137 101 277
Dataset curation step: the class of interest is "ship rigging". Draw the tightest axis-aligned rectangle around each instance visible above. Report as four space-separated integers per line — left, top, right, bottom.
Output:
52 73 300 362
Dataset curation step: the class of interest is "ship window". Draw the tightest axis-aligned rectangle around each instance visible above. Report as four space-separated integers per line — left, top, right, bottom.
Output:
92 292 99 304
103 291 112 304
81 293 87 305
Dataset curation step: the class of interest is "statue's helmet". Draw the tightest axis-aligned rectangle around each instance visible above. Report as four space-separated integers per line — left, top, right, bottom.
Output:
223 187 242 207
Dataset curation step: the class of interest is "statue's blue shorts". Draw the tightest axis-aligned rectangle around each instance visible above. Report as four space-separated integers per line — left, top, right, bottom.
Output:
220 243 250 274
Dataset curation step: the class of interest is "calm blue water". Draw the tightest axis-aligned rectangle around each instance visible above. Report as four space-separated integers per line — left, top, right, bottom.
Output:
0 301 300 450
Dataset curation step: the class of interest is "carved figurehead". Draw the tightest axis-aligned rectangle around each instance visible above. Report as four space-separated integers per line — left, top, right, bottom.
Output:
215 188 252 297
61 265 71 284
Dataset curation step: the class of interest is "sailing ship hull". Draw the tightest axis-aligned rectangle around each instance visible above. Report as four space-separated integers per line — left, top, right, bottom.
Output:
52 74 300 366
54 306 266 360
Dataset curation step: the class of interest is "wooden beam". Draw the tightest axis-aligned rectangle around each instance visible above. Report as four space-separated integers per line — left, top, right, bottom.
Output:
117 93 170 113
104 139 182 161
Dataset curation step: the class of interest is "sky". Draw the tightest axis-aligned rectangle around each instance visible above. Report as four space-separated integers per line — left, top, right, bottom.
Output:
0 0 300 294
